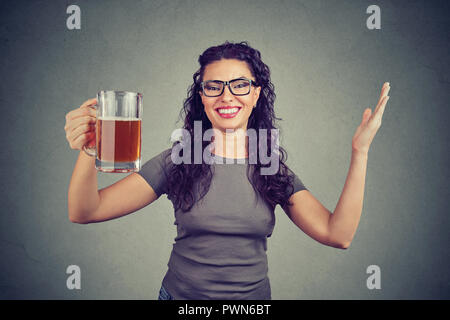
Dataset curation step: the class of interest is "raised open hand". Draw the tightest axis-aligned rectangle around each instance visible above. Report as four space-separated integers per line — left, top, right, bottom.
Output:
352 82 391 155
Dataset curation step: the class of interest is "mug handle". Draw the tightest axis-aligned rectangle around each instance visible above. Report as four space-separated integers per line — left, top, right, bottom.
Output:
82 104 97 157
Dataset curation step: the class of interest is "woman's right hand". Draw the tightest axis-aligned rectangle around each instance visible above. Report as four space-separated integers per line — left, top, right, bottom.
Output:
64 98 97 151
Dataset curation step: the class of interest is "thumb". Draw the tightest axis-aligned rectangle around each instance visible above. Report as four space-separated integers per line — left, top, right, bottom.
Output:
361 108 372 125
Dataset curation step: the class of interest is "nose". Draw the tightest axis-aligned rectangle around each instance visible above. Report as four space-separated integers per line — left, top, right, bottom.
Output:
220 84 234 101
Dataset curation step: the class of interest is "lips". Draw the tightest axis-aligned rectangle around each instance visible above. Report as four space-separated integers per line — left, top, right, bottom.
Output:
215 106 242 110
215 106 242 118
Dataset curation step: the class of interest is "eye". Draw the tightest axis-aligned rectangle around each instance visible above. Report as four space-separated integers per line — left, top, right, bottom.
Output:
205 81 222 91
232 80 250 89
234 83 249 89
205 85 221 91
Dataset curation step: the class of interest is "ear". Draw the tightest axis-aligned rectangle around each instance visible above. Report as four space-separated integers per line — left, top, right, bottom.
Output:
254 86 261 102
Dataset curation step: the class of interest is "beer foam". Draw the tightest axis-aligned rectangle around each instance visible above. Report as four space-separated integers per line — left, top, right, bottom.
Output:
98 116 141 121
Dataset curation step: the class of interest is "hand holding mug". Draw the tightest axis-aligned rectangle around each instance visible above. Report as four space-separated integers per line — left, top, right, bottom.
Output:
64 98 97 151
65 91 143 173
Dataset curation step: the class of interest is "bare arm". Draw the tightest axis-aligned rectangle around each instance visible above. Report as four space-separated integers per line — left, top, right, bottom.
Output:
67 150 100 222
282 152 367 249
283 82 391 249
327 151 367 247
67 151 159 224
65 98 159 224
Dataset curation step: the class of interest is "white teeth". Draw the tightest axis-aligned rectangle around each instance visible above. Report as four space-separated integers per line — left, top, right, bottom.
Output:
217 108 239 114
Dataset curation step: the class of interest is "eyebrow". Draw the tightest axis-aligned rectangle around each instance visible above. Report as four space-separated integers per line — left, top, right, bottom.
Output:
204 76 251 82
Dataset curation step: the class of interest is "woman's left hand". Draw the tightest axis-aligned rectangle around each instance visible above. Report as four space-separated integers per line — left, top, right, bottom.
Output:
351 82 391 155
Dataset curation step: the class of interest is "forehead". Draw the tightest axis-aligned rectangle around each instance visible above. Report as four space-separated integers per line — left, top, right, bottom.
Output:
203 59 253 81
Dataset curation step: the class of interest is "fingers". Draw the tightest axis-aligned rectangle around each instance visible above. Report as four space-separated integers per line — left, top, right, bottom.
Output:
70 129 96 150
66 117 96 139
64 114 97 137
65 114 97 129
80 98 97 109
369 95 389 129
65 98 97 122
66 119 96 149
358 108 370 126
64 98 98 150
376 82 390 111
378 82 390 113
364 82 390 130
377 82 389 100
378 95 390 118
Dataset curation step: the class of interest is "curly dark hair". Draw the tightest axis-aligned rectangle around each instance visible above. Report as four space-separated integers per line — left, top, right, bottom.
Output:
165 41 297 212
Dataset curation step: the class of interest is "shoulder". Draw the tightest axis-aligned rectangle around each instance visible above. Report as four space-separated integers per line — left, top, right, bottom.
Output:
138 147 174 196
141 147 174 172
145 147 172 162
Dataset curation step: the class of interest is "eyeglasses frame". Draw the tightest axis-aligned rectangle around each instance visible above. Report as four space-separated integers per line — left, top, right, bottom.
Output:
200 77 258 97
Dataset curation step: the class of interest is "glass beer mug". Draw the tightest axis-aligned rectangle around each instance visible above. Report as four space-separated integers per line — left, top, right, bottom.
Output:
83 91 143 173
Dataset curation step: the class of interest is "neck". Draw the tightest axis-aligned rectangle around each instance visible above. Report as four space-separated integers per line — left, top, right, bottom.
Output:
211 128 248 159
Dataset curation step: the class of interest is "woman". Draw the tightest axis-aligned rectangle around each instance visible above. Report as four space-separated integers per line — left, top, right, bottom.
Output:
65 41 390 300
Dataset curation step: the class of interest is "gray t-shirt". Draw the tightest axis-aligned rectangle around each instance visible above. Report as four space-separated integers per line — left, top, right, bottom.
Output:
137 148 307 299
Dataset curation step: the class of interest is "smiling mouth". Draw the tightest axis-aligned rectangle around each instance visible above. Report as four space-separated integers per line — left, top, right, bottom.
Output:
216 107 242 118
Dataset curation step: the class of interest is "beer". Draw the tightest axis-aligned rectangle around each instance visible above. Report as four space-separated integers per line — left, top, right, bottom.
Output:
82 90 143 172
96 117 141 163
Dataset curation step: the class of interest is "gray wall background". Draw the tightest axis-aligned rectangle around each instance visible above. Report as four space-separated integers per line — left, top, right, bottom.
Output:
0 0 449 299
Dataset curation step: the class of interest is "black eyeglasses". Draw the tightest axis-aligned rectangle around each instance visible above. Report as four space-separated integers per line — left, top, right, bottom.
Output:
200 78 257 97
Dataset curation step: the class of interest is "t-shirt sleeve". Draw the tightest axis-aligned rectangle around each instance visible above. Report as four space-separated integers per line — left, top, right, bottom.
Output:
292 172 307 195
288 167 308 197
136 148 172 197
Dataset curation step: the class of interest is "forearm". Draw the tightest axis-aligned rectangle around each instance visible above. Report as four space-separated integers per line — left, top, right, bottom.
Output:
328 150 368 247
67 150 100 223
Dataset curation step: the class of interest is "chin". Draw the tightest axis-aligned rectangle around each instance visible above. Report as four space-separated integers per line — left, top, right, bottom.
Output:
218 124 248 133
